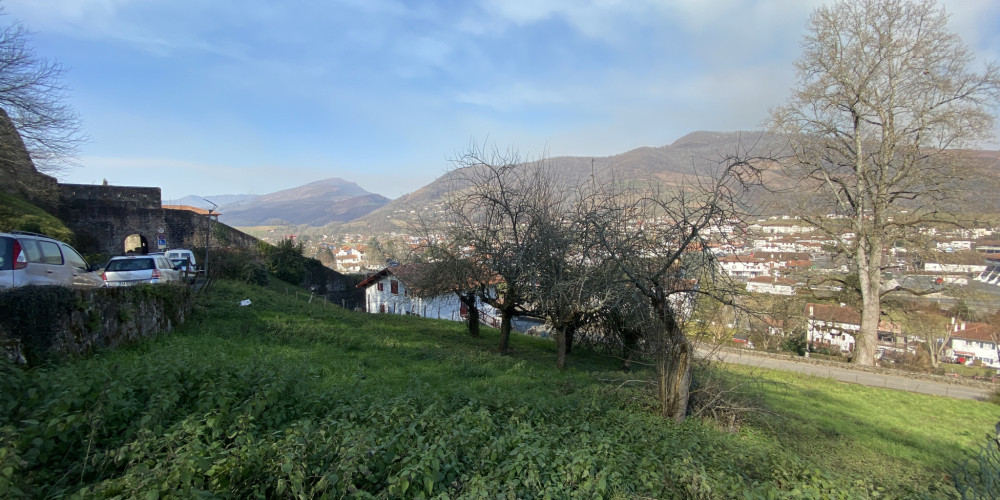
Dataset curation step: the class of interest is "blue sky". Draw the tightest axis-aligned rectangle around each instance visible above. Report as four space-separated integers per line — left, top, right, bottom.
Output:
7 0 1000 202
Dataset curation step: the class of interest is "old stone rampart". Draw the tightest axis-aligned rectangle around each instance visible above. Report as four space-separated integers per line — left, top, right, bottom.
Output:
58 183 260 256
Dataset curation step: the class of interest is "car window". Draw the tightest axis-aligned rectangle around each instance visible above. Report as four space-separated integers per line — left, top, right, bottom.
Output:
38 241 64 265
158 257 171 269
0 237 10 270
20 239 43 263
62 244 89 271
107 258 155 271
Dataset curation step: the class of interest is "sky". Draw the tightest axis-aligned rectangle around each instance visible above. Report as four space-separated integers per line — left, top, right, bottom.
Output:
6 0 1000 202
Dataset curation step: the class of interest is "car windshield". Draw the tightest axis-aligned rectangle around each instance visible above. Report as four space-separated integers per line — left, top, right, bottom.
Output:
106 258 155 271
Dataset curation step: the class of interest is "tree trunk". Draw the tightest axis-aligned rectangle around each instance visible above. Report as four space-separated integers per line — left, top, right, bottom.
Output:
621 327 639 371
555 328 567 370
462 292 480 337
854 241 882 366
655 302 692 421
498 308 513 354
659 337 692 422
565 325 575 355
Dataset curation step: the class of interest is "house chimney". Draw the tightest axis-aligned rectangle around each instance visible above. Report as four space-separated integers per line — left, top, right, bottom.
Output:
960 322 966 331
809 305 814 317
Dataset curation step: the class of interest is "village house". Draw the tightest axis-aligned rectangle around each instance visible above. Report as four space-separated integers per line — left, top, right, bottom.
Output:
752 237 826 254
805 303 860 353
356 265 500 325
718 252 812 281
717 254 771 279
746 275 800 296
947 321 999 368
331 245 368 273
804 303 901 355
923 251 987 274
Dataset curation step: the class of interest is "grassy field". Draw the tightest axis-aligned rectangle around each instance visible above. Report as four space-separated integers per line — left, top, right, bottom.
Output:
1 280 997 498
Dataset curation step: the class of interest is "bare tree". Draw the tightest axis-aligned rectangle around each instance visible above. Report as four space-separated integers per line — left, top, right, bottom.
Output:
525 201 621 370
768 0 1000 365
579 152 763 421
0 17 82 172
444 142 555 354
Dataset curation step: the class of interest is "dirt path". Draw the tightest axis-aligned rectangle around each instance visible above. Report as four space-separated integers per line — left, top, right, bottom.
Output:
700 347 995 400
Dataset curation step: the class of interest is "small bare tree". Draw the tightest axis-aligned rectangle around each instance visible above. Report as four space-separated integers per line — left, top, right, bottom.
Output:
768 0 1000 366
579 152 763 421
444 142 556 354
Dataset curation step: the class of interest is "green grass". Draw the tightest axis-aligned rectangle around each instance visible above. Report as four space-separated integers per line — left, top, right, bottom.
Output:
1 280 997 498
724 366 998 496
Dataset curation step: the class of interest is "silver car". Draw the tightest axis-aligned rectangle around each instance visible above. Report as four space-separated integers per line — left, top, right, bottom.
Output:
102 255 183 287
0 231 103 289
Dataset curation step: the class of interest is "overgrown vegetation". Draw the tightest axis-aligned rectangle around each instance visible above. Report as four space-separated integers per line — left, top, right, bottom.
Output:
1 280 996 498
0 190 74 242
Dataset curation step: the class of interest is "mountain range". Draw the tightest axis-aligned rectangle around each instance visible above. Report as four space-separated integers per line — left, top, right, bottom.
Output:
172 178 390 227
178 131 1000 231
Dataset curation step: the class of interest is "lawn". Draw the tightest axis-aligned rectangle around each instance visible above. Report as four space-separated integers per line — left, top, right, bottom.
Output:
0 280 996 498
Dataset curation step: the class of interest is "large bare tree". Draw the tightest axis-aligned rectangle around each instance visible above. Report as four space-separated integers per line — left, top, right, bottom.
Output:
768 0 1000 365
0 17 82 173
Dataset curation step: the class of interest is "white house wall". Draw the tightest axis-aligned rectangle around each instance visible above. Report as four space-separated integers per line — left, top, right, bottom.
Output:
363 275 499 323
807 319 858 353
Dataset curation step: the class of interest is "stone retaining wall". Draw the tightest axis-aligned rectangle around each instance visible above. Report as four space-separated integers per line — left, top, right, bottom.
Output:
0 285 193 366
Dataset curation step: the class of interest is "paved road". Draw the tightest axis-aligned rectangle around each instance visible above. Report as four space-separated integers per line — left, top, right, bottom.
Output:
700 347 994 400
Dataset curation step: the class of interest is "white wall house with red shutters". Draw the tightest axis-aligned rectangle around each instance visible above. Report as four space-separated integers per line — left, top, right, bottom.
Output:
357 268 500 326
947 321 1000 368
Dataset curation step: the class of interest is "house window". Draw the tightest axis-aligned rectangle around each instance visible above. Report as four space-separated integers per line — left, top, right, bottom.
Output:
377 282 384 291
391 280 399 295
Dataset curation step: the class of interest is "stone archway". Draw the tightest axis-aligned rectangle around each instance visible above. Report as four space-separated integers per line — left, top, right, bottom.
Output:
124 234 149 255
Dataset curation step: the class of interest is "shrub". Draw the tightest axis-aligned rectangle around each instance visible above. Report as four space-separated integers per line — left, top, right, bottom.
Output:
209 247 261 281
780 332 807 356
268 238 306 284
242 261 270 287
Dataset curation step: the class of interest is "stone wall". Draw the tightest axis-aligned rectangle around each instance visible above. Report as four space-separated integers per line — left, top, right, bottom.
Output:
58 183 260 257
0 285 193 366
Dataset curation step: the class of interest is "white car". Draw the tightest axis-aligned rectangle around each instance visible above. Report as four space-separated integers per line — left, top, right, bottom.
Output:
0 231 103 289
102 255 183 287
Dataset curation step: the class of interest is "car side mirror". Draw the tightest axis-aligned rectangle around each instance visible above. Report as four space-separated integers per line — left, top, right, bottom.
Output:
174 265 182 271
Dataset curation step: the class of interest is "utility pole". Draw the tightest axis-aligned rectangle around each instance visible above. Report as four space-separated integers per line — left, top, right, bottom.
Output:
202 198 218 281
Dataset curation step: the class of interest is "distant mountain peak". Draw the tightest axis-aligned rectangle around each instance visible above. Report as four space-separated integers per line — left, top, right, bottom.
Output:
216 177 389 227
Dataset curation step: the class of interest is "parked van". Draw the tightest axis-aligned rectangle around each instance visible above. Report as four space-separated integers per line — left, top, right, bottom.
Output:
165 249 197 269
165 249 198 283
0 231 103 289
